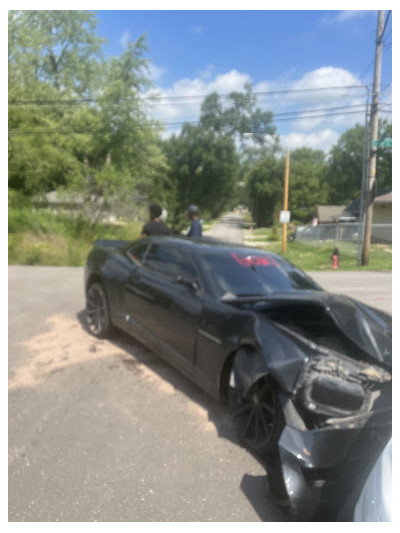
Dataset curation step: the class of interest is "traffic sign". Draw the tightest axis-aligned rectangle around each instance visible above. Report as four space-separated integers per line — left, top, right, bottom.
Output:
372 138 392 148
279 210 291 223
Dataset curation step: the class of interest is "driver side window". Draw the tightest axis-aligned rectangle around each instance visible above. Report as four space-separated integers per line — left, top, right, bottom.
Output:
144 243 197 281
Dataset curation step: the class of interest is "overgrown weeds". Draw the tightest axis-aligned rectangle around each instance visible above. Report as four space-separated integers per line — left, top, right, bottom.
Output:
8 207 142 266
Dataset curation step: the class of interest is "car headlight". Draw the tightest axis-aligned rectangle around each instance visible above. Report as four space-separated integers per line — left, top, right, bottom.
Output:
295 354 391 418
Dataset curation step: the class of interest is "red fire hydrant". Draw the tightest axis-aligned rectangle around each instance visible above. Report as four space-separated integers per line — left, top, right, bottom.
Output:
331 248 339 269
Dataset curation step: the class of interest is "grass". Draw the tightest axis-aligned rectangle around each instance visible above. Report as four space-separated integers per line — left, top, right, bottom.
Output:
244 232 392 271
8 207 142 266
243 225 391 271
8 208 392 271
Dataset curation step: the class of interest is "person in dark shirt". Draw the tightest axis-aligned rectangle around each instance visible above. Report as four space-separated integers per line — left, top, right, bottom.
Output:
187 204 202 238
141 204 171 237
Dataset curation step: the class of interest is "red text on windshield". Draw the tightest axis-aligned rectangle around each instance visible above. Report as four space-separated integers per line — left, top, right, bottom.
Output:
231 253 279 268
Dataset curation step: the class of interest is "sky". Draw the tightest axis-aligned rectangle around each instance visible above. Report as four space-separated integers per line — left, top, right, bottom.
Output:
91 5 393 153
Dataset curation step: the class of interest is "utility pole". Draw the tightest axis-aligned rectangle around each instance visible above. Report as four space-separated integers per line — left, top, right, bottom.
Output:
281 150 290 253
361 10 385 265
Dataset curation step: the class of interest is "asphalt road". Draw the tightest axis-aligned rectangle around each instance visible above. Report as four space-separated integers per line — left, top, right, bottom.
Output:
8 265 286 522
8 215 392 522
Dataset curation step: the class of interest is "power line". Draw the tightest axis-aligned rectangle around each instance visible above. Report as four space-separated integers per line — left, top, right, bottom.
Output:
8 84 369 106
382 10 392 39
8 106 373 136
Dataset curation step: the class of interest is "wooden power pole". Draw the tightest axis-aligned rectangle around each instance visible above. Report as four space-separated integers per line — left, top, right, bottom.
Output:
281 150 290 253
361 10 385 265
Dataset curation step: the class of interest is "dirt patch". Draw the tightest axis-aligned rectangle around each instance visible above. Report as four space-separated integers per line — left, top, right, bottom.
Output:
9 314 219 433
8 314 174 397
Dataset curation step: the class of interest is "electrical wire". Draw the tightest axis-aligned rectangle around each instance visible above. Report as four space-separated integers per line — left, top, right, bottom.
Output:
8 84 369 106
8 107 373 136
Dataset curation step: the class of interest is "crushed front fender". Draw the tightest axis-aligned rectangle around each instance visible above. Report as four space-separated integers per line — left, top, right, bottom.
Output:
267 401 391 520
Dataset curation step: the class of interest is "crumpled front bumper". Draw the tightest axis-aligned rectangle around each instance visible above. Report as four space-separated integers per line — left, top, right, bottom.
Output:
268 401 392 520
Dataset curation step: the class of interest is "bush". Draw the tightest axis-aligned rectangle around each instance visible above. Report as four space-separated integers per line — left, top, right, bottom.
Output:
8 208 33 233
8 208 143 266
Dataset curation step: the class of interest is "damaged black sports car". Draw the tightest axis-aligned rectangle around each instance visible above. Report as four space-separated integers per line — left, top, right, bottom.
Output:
84 236 392 520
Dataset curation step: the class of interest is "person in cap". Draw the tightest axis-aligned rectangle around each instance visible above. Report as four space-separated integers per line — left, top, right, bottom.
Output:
187 204 202 238
141 204 171 237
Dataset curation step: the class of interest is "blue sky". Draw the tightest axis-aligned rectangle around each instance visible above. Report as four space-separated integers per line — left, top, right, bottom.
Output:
93 7 392 153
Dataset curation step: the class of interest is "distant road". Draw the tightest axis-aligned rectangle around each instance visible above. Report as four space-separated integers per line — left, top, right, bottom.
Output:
310 271 392 315
204 212 243 243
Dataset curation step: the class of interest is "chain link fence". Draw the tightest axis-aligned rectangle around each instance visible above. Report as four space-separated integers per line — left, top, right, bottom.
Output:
294 222 392 258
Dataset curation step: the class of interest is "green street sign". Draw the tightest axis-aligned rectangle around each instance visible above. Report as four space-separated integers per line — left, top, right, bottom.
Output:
372 138 392 148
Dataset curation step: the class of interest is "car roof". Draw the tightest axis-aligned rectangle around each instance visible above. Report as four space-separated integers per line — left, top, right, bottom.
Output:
141 235 282 258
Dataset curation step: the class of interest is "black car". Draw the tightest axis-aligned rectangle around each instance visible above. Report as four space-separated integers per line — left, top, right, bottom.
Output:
84 236 391 520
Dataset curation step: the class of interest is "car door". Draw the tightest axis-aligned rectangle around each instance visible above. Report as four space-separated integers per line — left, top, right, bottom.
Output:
124 241 203 373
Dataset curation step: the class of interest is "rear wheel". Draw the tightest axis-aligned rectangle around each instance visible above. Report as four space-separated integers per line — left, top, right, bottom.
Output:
228 372 283 453
86 282 112 338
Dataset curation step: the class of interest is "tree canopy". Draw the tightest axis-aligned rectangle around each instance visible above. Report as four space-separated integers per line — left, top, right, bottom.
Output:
8 10 168 213
9 11 392 229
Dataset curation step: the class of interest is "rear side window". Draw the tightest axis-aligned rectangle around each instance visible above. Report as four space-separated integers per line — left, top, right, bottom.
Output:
144 243 197 281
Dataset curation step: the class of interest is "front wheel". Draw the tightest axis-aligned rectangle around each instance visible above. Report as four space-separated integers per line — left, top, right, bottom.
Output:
228 373 283 453
86 282 112 338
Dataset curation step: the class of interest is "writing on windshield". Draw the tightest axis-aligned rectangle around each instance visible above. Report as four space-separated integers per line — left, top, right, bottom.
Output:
231 253 279 268
200 249 321 296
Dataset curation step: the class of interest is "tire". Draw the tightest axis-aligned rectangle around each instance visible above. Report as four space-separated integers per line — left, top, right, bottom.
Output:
228 371 284 454
86 282 112 338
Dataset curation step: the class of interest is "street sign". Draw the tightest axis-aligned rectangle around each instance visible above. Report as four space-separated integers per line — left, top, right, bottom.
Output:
279 210 291 224
372 138 392 148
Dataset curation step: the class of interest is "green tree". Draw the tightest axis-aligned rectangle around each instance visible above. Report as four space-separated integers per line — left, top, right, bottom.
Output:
200 83 276 148
8 10 105 196
8 11 169 217
163 124 239 230
8 10 104 96
245 155 284 227
73 36 169 206
324 121 392 205
375 119 392 191
289 148 329 222
162 85 279 229
325 124 365 204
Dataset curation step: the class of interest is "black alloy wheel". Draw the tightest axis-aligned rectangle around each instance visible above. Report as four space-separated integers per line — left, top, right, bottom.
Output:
86 282 112 338
229 374 283 453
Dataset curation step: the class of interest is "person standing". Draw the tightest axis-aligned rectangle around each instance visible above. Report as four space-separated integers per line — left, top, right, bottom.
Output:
141 204 171 237
187 204 202 238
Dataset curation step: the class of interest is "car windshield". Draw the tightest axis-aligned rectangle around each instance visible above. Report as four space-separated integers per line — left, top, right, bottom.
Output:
200 248 321 297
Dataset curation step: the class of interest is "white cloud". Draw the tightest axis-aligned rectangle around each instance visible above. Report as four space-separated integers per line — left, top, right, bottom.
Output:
149 63 167 82
281 129 339 152
120 30 131 50
293 66 361 91
320 10 374 25
192 26 203 34
145 66 369 150
198 64 216 81
146 69 252 126
208 70 252 93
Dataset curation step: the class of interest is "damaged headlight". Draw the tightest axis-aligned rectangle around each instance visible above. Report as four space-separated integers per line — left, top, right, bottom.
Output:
295 354 391 418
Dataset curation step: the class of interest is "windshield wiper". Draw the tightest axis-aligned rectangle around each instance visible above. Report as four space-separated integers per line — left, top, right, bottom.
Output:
221 293 274 304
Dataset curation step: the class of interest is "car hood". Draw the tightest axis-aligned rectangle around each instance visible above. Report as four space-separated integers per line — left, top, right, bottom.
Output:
227 291 392 367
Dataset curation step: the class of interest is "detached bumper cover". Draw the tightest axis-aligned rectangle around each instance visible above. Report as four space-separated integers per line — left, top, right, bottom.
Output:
272 402 392 520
